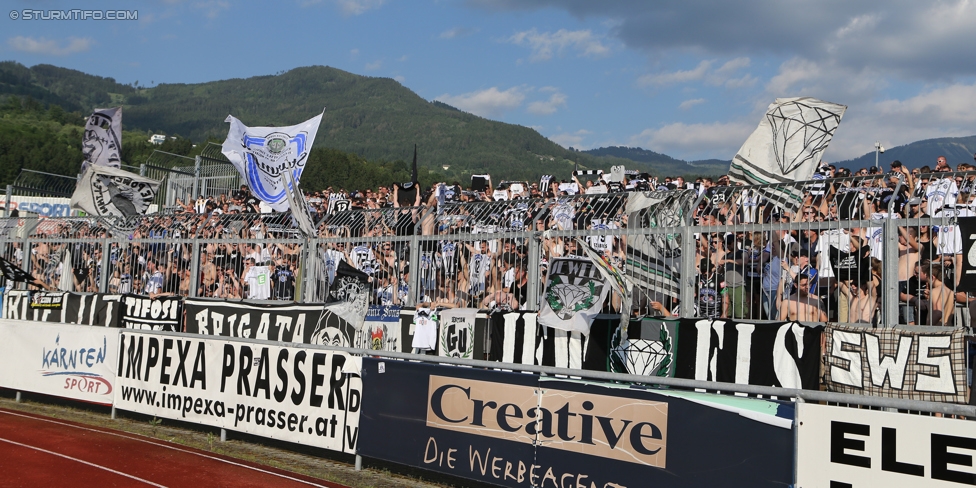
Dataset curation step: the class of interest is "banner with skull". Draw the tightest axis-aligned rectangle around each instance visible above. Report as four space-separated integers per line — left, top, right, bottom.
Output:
539 257 610 335
221 113 323 212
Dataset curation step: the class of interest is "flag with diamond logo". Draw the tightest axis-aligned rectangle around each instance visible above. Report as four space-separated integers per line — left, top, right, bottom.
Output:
539 256 609 335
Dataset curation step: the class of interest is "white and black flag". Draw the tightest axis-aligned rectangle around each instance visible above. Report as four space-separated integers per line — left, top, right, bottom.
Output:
81 107 122 174
728 97 846 210
674 318 823 390
539 257 609 335
221 113 323 212
70 165 160 219
438 308 478 359
320 260 370 331
489 311 588 369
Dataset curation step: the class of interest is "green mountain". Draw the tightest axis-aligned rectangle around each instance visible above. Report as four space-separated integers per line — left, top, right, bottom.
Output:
833 135 976 171
0 62 728 187
582 146 728 177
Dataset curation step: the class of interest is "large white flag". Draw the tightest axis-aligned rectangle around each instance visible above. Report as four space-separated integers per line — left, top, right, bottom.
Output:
221 113 323 212
729 97 846 188
71 165 160 218
80 107 122 174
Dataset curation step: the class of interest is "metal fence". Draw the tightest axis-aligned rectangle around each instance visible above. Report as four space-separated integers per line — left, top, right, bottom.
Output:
5 171 976 331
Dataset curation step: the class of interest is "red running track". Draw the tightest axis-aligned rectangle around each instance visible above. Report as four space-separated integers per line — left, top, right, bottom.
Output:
0 407 348 487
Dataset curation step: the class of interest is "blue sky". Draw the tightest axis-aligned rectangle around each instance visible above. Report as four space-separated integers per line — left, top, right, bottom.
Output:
4 0 976 163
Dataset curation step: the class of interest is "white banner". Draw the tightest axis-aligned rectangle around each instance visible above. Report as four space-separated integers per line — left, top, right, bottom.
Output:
438 308 477 358
114 331 362 454
797 403 976 487
221 113 323 212
0 319 119 405
71 165 161 218
81 106 122 174
730 97 846 186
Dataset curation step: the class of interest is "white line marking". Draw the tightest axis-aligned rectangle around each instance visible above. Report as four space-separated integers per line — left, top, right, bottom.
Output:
0 436 168 487
0 409 337 488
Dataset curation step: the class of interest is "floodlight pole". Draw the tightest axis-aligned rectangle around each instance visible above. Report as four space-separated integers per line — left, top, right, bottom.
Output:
874 141 881 169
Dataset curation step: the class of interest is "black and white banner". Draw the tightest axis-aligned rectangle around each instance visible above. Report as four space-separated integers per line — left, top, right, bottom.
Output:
71 165 160 219
119 294 183 331
438 308 479 359
539 257 609 334
2 290 120 327
80 106 122 173
674 319 823 390
488 312 588 369
824 324 969 404
958 216 976 292
610 317 680 377
797 403 976 488
353 305 401 352
114 331 361 454
324 260 370 330
184 299 321 344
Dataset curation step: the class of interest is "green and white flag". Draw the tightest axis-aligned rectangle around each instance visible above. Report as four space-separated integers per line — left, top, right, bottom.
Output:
539 256 609 335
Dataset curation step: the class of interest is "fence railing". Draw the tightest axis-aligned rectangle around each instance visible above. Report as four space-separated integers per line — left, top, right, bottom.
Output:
4 175 976 331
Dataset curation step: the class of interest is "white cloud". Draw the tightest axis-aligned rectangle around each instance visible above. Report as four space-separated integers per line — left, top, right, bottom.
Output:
7 36 93 56
527 92 567 115
549 129 593 149
335 0 384 15
639 57 756 88
393 75 405 83
194 0 229 18
397 55 408 62
435 87 526 118
365 59 382 71
678 98 705 110
350 48 360 58
507 29 610 62
638 60 712 86
628 121 754 160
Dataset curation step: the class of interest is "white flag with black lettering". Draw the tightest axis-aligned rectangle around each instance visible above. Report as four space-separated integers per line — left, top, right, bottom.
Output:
71 165 160 218
221 113 323 212
81 106 122 174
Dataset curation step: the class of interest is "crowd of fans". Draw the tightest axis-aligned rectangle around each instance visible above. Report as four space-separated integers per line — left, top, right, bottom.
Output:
7 153 976 328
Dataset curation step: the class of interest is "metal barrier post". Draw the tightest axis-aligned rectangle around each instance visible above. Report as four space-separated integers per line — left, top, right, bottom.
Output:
15 391 21 403
883 217 901 325
679 225 696 317
220 429 227 442
355 455 362 471
189 237 201 299
99 237 111 293
406 233 421 307
192 156 202 202
4 185 11 215
526 230 541 311
139 164 146 177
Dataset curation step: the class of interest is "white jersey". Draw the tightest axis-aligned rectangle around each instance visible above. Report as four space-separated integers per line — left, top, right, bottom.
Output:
551 202 575 230
816 229 851 279
468 253 492 294
866 213 890 261
244 265 272 299
349 244 377 274
934 206 976 255
586 221 618 254
411 308 438 350
925 177 959 214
